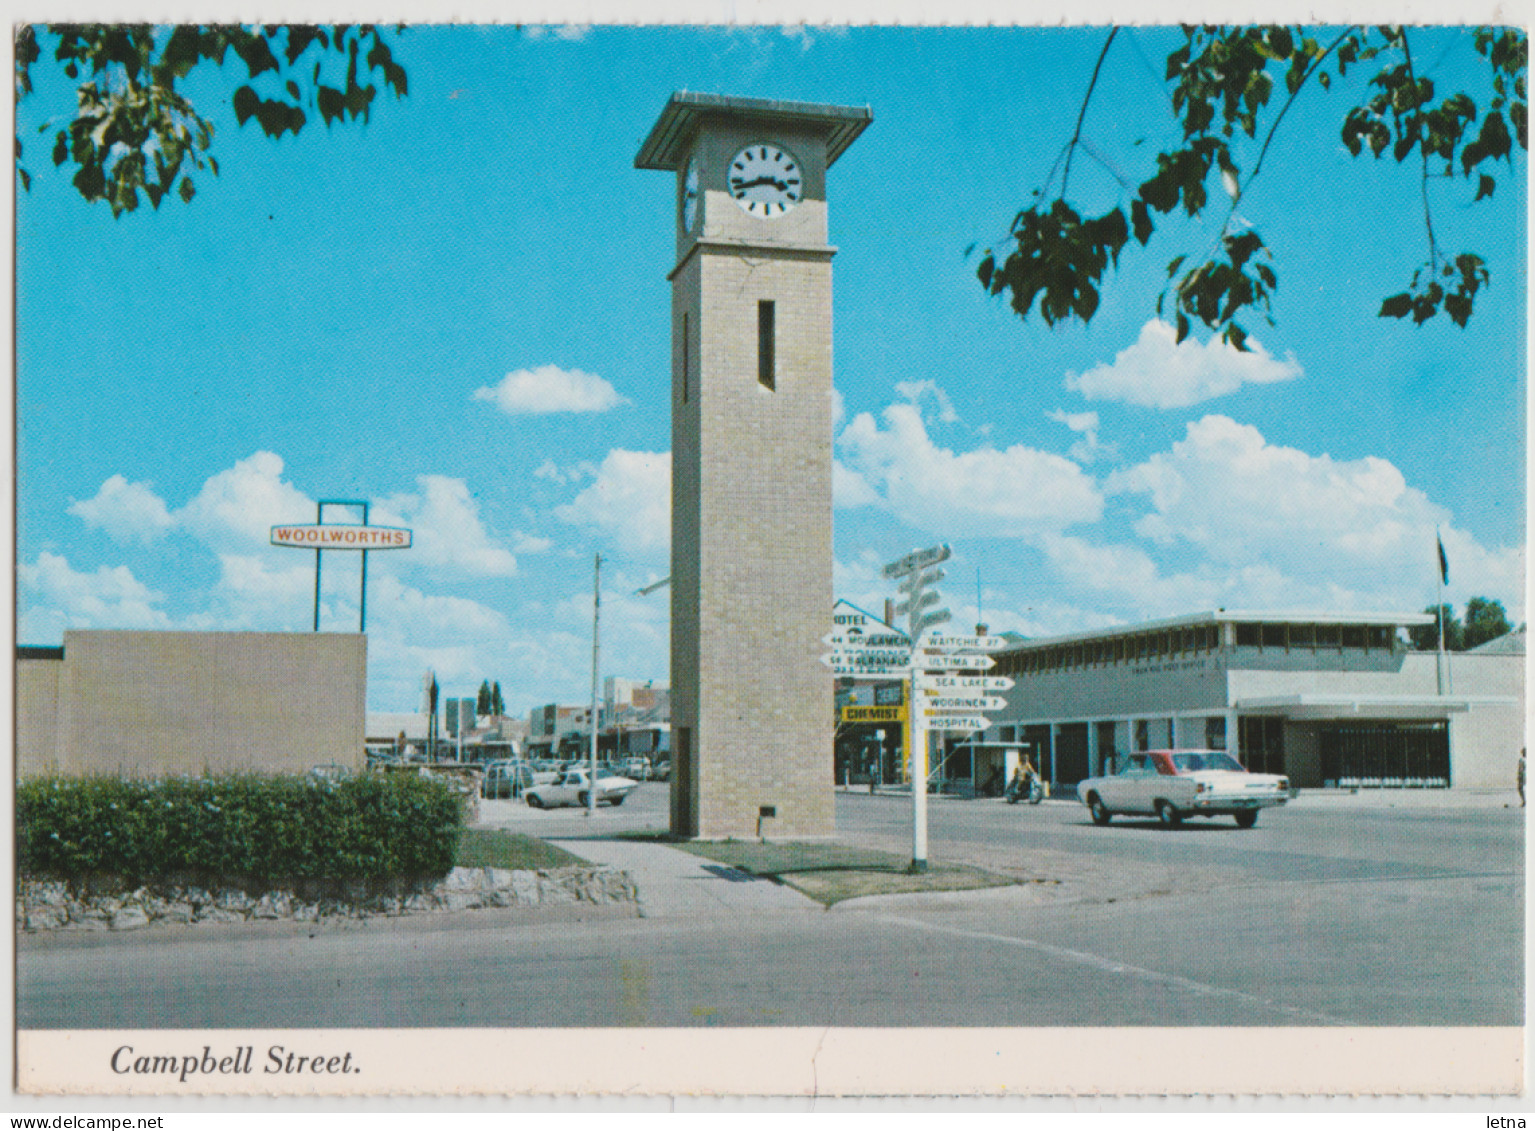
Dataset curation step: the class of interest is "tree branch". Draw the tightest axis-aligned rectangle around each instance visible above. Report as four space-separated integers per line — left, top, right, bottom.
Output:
1245 28 1356 190
1061 26 1119 199
1400 30 1441 273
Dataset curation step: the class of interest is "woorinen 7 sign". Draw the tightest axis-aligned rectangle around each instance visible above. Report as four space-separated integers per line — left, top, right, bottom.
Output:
270 525 412 549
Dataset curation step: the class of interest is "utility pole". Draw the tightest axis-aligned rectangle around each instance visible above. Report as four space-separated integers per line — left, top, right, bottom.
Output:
588 552 602 819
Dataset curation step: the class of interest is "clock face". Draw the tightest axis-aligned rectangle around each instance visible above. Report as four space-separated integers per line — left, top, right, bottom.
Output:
728 145 802 218
682 157 700 231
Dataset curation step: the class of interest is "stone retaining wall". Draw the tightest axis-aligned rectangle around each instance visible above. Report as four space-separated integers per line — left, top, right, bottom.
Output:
16 865 636 933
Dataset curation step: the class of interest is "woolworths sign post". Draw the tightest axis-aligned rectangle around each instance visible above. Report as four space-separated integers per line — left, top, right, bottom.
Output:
272 499 412 632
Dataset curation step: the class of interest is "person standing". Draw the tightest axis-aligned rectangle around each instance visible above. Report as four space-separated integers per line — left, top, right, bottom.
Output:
1517 748 1525 808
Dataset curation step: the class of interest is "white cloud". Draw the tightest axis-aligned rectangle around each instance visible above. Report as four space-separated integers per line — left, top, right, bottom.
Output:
68 475 175 544
835 401 1103 536
833 459 882 507
1065 320 1302 409
553 449 670 554
533 459 597 486
525 25 590 42
1106 415 1524 617
895 379 960 424
369 574 510 641
210 554 314 611
373 476 519 578
1047 408 1115 465
473 365 629 415
18 552 171 631
513 532 554 553
781 25 816 51
176 451 313 552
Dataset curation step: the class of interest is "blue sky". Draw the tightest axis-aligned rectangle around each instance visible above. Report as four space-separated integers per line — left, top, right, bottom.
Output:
15 24 1526 713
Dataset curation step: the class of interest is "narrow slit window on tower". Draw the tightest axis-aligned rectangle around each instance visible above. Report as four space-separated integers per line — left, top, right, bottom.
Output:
758 300 776 390
681 312 689 404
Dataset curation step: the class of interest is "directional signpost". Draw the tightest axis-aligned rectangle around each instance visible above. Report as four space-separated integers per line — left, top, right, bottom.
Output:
918 653 995 671
918 716 991 731
916 674 1015 692
825 543 1017 873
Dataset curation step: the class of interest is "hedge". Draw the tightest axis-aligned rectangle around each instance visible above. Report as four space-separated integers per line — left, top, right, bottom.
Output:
16 772 462 885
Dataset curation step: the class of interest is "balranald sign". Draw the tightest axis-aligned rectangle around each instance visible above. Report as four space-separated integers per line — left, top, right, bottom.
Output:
270 525 412 549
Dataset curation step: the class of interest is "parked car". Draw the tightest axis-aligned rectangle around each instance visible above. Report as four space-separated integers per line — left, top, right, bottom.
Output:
621 757 653 781
309 763 353 783
1076 749 1290 828
652 759 671 781
524 767 640 809
481 760 535 799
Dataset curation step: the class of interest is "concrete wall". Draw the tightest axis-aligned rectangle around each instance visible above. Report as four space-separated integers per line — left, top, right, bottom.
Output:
1000 653 1231 721
16 630 366 778
1227 647 1419 699
16 656 62 776
1446 652 1526 787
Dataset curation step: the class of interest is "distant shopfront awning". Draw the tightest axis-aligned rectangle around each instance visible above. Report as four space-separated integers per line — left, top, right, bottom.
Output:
1233 694 1515 721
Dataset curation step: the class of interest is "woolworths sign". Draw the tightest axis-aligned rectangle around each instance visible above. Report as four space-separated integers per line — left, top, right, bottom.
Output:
270 524 412 549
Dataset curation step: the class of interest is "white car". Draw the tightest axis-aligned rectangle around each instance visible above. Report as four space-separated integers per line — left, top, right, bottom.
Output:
524 767 640 809
1076 749 1290 829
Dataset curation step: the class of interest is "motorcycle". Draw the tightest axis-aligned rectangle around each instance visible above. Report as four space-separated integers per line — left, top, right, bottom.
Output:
1005 770 1044 805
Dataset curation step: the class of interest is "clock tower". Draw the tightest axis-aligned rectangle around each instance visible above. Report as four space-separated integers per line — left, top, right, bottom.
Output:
636 92 872 839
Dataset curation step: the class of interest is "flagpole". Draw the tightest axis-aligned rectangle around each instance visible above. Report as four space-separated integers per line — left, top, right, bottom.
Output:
1436 530 1446 695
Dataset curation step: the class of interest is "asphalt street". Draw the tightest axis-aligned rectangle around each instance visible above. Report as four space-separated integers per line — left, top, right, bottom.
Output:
16 786 1524 1028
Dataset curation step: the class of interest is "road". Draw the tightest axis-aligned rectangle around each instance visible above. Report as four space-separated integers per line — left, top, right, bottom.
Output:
16 786 1523 1028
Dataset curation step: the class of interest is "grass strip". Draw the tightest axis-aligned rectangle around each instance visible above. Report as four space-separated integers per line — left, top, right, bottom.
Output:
630 834 1016 907
454 828 586 870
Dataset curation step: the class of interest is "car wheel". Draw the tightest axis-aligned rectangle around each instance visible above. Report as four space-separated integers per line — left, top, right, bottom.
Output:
1155 801 1182 828
608 796 625 806
526 794 544 809
578 791 590 808
1087 795 1112 826
1234 810 1259 829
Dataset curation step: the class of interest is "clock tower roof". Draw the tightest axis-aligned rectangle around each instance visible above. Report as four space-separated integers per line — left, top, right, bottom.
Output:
635 91 872 172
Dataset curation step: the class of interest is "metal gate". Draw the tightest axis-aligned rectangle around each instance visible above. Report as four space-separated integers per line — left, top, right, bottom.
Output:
1318 721 1450 788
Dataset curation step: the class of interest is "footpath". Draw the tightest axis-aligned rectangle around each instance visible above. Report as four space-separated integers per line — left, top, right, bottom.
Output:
546 837 821 918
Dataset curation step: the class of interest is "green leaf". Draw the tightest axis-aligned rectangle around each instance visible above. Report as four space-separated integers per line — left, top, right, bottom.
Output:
1130 198 1153 244
1475 173 1496 200
232 85 259 126
1379 293 1413 319
178 176 195 203
1175 312 1190 342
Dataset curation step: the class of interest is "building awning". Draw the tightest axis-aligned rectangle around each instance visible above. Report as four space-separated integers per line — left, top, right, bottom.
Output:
1233 694 1516 721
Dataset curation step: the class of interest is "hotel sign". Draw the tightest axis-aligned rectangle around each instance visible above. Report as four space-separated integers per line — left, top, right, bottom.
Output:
271 524 412 549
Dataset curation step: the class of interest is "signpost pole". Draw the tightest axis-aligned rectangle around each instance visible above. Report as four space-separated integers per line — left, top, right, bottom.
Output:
313 503 323 633
359 502 369 633
588 552 602 820
910 669 928 871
